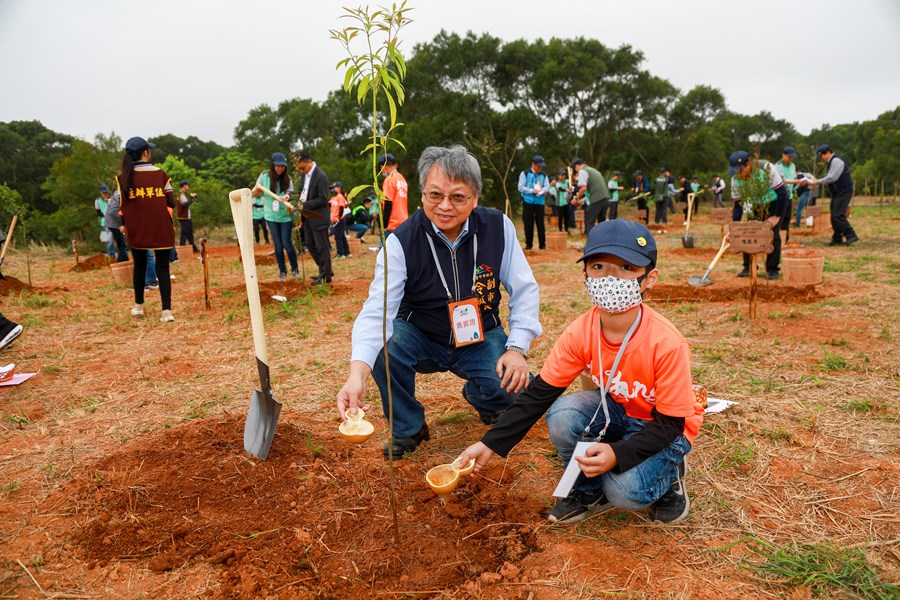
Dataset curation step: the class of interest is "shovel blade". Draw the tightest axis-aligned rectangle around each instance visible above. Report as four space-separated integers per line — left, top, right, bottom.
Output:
688 275 713 287
244 387 282 460
681 235 694 248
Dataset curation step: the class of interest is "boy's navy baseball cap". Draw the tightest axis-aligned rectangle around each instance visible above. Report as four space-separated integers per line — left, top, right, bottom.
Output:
727 150 751 176
578 219 657 268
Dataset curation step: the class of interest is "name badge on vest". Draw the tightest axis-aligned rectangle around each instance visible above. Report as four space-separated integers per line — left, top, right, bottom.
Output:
272 199 280 212
448 297 484 347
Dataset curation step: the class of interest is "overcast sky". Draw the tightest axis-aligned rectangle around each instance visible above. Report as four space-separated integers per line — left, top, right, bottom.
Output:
1 0 898 147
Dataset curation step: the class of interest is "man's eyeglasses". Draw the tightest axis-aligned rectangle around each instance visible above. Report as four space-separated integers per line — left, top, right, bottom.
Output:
422 191 472 206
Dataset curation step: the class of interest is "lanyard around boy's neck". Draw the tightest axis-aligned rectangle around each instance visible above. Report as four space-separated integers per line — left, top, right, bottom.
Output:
425 232 478 301
583 306 642 440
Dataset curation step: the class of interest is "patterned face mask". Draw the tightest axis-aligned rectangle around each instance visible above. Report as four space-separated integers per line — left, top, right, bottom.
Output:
584 275 644 313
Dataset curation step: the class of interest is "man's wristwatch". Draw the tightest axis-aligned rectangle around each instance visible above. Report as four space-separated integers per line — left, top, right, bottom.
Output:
506 345 528 360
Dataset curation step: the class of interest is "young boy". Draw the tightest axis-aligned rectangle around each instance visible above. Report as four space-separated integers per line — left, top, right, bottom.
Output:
459 219 703 524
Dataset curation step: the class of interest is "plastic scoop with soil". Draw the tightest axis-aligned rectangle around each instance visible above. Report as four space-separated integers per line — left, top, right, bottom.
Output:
426 456 476 496
338 408 375 444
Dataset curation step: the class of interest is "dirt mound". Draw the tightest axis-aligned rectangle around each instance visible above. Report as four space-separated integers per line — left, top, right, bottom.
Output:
0 275 32 296
71 253 110 272
648 282 827 304
57 416 543 598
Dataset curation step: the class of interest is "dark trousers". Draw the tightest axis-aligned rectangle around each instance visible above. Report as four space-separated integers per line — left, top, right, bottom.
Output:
637 197 649 223
830 190 856 242
334 219 350 256
607 201 619 221
557 205 567 231
304 224 333 279
655 198 669 224
253 218 269 243
381 200 393 232
567 204 576 229
521 202 546 249
179 219 196 251
132 249 171 310
109 227 128 262
584 200 608 236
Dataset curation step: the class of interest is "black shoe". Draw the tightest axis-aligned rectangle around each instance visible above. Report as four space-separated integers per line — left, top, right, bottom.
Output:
548 489 613 525
311 276 332 285
524 246 533 250
844 234 860 245
766 270 780 280
0 318 23 351
650 458 690 523
828 239 843 246
383 424 430 459
737 269 750 278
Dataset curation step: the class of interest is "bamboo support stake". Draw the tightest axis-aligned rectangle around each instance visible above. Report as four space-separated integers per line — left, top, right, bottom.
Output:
749 254 758 320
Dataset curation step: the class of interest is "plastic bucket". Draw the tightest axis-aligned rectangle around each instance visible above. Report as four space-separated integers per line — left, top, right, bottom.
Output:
782 248 824 285
175 245 193 262
110 260 133 286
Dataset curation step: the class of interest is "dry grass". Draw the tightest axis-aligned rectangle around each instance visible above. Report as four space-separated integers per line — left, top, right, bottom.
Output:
0 199 898 598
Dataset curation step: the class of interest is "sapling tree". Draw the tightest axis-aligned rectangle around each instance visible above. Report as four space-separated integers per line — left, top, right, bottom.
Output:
330 2 412 543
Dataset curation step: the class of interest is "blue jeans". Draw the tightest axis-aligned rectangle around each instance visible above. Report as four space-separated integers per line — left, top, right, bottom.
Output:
347 223 368 239
795 190 810 227
546 389 691 509
372 319 518 438
145 249 157 286
266 220 299 275
333 219 350 256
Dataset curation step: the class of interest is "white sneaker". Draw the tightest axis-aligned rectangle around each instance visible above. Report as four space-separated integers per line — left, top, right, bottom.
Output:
160 310 175 323
170 274 176 280
131 304 145 316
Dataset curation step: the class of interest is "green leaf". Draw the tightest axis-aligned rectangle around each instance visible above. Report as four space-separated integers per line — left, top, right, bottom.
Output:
385 92 397 128
357 77 371 103
347 184 370 202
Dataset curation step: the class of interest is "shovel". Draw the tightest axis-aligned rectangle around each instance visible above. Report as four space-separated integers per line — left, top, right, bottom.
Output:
681 193 695 248
688 235 730 287
0 216 17 280
229 188 282 460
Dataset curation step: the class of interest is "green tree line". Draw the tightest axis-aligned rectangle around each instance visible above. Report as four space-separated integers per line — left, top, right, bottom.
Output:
1 32 897 245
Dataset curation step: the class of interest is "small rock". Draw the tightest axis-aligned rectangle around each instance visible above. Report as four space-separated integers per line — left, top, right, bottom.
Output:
148 555 175 573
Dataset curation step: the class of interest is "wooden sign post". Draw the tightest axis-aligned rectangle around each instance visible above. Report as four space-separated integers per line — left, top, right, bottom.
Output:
711 208 732 238
200 238 211 310
729 221 774 319
807 205 826 234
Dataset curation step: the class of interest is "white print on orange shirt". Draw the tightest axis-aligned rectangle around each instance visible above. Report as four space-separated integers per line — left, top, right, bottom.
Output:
589 366 656 404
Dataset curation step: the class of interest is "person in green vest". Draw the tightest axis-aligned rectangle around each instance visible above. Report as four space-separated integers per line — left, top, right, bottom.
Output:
254 152 299 281
653 168 674 225
556 168 570 232
252 188 269 244
571 158 610 236
94 184 114 257
607 172 621 220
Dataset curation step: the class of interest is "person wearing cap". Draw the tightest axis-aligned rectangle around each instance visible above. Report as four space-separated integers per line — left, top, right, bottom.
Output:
555 168 571 232
377 153 409 236
571 158 611 236
346 196 374 240
631 170 650 224
457 219 701 525
776 147 803 241
811 144 859 245
728 150 787 279
94 185 114 257
711 174 726 208
793 170 818 228
251 188 269 245
653 168 676 225
336 145 542 460
253 152 299 281
329 181 351 259
103 188 129 263
518 155 550 250
607 172 621 220
176 180 198 252
116 136 177 322
295 149 333 284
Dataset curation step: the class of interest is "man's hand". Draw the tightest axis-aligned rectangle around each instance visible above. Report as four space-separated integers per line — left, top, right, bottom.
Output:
765 215 781 229
457 441 495 474
574 443 617 477
336 361 373 420
496 350 529 394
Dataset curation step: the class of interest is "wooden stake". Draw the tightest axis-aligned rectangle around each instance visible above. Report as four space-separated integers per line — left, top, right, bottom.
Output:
749 254 758 320
201 238 211 310
72 239 79 265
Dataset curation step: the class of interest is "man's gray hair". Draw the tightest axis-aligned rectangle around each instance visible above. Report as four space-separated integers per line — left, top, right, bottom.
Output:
417 145 482 195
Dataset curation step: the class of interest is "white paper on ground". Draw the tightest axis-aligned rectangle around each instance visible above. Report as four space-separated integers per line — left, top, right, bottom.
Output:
704 397 737 415
0 372 37 387
552 440 595 498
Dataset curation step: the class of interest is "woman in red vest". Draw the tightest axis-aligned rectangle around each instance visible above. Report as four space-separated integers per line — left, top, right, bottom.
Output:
116 136 177 322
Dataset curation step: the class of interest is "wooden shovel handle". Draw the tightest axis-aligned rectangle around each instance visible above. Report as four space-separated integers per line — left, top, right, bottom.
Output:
0 215 18 264
229 189 268 365
703 235 731 278
255 184 295 212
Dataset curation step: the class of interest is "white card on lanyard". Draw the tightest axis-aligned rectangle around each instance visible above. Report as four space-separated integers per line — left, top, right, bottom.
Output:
552 441 595 498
